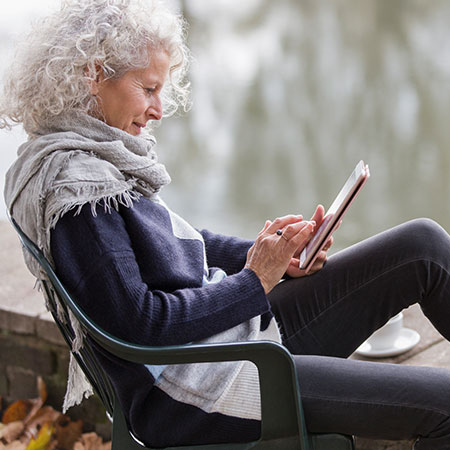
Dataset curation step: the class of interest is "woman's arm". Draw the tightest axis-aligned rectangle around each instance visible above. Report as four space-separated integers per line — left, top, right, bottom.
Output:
50 204 269 347
199 229 253 275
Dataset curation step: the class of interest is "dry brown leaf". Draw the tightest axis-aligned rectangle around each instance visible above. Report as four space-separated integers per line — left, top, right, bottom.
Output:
23 379 48 428
23 407 61 441
1 401 32 425
36 378 47 406
54 415 82 450
2 441 26 450
1 376 109 450
0 421 25 443
25 422 54 450
3 378 47 427
76 433 104 450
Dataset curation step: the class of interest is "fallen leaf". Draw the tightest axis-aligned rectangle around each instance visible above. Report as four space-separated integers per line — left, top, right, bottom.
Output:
2 441 26 450
0 422 24 443
2 402 32 425
54 415 82 450
25 422 54 450
23 407 61 441
1 376 110 450
23 379 48 427
72 440 111 450
2 378 47 427
36 379 47 406
75 433 103 450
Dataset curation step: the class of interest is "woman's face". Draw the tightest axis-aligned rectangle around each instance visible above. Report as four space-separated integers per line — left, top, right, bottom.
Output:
92 49 170 136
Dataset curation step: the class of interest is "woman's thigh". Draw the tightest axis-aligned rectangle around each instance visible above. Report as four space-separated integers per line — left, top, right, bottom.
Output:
294 354 450 449
269 218 450 357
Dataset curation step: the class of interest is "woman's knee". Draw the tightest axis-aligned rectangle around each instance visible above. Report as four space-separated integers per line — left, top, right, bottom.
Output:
399 218 450 260
407 218 447 239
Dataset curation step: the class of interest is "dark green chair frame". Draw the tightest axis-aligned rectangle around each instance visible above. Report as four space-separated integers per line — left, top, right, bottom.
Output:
9 215 354 450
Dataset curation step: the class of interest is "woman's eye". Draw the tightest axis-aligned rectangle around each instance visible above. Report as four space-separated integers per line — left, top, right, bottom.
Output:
145 88 155 95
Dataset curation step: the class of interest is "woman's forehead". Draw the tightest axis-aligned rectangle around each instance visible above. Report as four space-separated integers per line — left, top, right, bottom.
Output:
129 50 170 81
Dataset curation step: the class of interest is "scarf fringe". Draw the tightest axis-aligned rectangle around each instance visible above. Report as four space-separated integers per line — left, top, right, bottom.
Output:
37 280 94 411
62 353 94 413
47 184 142 231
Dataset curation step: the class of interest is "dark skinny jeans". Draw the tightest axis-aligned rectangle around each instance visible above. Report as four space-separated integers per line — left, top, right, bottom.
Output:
268 218 450 449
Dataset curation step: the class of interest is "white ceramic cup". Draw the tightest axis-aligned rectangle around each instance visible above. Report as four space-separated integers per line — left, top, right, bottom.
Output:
366 312 404 351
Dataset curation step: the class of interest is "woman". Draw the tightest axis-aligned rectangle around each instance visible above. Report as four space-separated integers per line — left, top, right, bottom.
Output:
2 1 450 448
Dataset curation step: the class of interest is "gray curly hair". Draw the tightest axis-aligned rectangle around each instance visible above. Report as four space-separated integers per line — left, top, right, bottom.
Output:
0 0 191 136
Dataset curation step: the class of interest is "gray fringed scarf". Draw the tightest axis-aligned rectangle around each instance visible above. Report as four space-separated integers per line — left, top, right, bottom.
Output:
4 111 170 411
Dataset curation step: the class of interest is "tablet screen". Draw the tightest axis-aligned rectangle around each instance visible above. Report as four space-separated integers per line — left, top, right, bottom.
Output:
299 160 369 272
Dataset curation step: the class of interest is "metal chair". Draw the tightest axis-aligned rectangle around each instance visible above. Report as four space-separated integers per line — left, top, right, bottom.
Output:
9 215 354 450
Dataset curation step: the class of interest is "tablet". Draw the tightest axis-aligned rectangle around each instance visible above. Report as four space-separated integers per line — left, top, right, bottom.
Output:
299 160 370 273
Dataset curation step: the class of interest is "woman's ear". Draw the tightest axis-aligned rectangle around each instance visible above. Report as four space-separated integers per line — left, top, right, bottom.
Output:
86 64 105 95
89 78 99 95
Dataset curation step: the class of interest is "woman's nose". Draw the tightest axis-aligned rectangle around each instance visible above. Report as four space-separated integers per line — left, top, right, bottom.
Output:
146 96 163 121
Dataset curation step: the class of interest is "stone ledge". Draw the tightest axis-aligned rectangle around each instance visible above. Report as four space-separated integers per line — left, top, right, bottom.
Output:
1 333 56 375
36 311 67 346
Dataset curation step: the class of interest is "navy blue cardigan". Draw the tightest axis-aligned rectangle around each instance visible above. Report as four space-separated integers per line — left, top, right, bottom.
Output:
50 196 273 446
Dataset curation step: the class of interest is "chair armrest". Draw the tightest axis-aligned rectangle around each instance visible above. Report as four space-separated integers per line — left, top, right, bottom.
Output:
88 321 306 443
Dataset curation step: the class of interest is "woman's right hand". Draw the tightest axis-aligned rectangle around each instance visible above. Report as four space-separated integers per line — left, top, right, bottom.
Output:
245 215 316 294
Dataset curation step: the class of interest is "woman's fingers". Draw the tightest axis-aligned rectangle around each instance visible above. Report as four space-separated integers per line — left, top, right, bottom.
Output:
310 204 325 226
265 214 303 235
265 206 323 239
246 216 314 294
246 213 328 293
279 220 315 244
308 250 327 274
322 235 334 252
258 220 272 235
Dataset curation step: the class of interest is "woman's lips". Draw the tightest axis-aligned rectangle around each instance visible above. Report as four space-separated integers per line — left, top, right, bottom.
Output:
132 122 146 134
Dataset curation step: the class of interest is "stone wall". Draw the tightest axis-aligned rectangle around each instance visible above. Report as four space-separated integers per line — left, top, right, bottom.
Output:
0 308 112 439
0 221 111 439
1 313 112 440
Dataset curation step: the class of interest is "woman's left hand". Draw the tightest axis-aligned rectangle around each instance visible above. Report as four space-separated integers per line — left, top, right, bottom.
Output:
284 204 334 277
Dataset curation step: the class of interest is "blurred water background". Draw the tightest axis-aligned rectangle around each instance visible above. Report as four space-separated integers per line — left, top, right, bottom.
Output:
1 0 450 252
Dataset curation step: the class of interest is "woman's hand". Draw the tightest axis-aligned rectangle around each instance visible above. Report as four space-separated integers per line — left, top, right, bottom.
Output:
245 215 316 294
285 235 333 278
285 204 334 278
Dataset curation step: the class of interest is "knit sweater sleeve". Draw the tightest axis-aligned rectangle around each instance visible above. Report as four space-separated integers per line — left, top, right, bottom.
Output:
199 229 253 275
50 203 269 346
